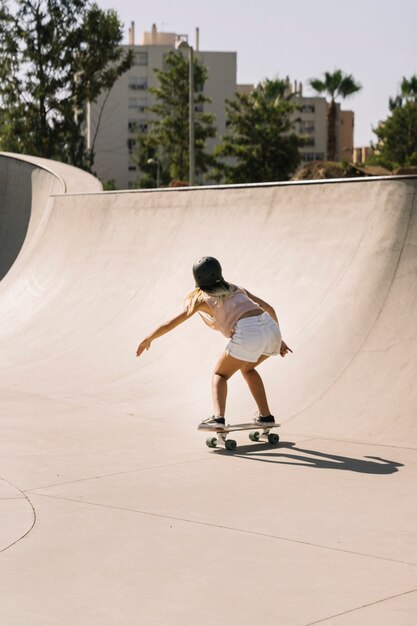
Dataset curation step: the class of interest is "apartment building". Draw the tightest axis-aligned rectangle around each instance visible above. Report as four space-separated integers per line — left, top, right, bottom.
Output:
87 25 355 187
352 145 374 164
87 24 237 188
238 80 354 163
292 83 354 163
237 81 326 162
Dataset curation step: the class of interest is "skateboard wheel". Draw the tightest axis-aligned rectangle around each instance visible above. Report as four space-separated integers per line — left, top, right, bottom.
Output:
225 439 237 451
249 431 260 442
268 433 279 445
206 437 217 448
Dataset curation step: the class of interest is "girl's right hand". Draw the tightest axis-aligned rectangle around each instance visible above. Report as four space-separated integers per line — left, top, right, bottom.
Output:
136 339 151 357
280 340 293 357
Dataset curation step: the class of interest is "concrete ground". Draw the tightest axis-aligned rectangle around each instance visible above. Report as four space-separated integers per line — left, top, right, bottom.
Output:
0 152 416 625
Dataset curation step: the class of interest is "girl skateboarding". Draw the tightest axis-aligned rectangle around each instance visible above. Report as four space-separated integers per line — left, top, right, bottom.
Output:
136 256 292 430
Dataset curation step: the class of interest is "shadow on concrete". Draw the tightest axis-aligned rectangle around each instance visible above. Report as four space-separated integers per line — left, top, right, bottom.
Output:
0 158 32 281
215 441 404 474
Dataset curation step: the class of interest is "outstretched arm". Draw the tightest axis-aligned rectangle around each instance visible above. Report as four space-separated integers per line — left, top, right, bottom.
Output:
136 308 199 357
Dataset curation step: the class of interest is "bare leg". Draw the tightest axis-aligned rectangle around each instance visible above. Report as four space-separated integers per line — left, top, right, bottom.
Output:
212 351 248 416
241 355 271 416
212 374 227 416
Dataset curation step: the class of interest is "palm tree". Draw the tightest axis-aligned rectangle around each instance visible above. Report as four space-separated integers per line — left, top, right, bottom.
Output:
309 70 361 161
389 75 417 110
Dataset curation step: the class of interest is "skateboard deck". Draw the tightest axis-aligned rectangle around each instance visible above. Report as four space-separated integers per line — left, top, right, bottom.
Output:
202 422 281 451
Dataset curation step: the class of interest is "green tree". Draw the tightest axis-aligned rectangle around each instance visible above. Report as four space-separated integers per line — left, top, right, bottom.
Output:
389 76 417 111
0 0 132 169
309 70 361 161
133 131 170 188
371 76 417 169
214 78 302 184
136 50 217 184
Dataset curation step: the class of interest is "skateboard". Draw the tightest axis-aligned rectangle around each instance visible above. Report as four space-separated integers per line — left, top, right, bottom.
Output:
203 422 281 451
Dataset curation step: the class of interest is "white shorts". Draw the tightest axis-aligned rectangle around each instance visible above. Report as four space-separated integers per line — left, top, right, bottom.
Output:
225 312 282 363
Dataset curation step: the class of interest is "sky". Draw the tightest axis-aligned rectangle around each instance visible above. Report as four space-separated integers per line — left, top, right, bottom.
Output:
97 0 417 147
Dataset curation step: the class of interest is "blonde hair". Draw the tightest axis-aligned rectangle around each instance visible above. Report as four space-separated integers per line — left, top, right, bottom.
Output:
185 282 237 314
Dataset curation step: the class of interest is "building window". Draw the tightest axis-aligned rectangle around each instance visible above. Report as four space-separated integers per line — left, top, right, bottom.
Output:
129 98 147 112
128 164 137 171
301 152 325 162
127 138 136 154
302 137 315 147
129 78 148 90
134 52 148 66
128 119 147 133
299 121 315 134
300 104 315 113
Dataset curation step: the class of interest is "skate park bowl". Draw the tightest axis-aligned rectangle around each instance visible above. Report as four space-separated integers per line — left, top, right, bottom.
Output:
0 151 416 625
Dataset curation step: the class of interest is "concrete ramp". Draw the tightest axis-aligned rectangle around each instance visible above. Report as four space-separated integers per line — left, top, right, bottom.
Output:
0 153 416 625
0 154 61 280
0 152 102 280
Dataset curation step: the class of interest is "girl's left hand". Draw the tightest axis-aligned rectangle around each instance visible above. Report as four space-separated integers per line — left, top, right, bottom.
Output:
136 339 151 357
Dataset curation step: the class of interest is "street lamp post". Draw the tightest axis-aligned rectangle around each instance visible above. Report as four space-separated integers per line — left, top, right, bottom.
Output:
188 44 195 186
176 37 195 186
147 158 160 187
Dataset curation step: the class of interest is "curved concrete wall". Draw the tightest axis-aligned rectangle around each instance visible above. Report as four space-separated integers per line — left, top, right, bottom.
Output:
0 152 102 281
0 171 416 446
0 156 62 280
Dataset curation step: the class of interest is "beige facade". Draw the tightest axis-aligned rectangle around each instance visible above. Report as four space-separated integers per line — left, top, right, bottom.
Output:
233 81 355 164
352 146 374 164
294 95 354 163
87 25 237 189
340 110 354 162
236 84 254 96
294 96 328 162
